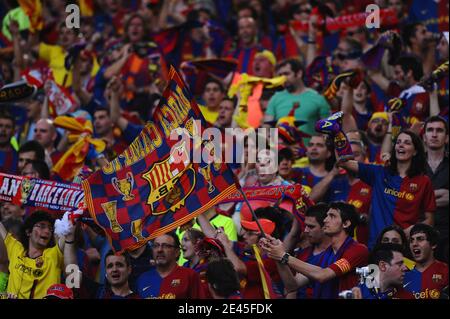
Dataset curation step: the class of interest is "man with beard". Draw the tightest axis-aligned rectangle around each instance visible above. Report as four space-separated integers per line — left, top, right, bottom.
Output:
364 112 390 163
351 243 413 299
199 78 225 125
264 58 330 142
404 224 449 299
136 232 205 299
423 116 449 263
0 110 18 174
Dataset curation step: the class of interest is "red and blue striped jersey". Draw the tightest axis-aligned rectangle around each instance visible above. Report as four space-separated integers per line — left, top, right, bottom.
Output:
404 261 449 299
295 246 328 299
357 163 436 249
224 38 272 75
347 180 372 246
136 265 205 299
0 148 18 175
314 237 369 298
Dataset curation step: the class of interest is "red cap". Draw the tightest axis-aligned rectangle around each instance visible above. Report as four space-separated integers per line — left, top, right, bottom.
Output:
45 284 74 299
240 200 270 221
241 218 275 235
240 200 294 221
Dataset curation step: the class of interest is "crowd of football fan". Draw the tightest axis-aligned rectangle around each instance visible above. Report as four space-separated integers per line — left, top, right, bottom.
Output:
0 0 448 299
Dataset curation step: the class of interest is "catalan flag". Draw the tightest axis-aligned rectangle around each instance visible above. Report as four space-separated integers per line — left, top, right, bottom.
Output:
82 66 239 253
78 0 94 17
52 115 106 181
17 0 43 33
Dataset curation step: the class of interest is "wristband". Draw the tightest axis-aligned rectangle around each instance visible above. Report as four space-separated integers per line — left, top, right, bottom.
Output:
279 252 290 265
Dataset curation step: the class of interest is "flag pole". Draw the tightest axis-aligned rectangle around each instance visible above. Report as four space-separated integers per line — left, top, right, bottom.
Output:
238 188 267 238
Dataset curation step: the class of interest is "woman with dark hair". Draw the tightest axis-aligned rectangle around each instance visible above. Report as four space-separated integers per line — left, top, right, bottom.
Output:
181 228 205 270
374 225 411 259
340 130 436 249
0 211 67 299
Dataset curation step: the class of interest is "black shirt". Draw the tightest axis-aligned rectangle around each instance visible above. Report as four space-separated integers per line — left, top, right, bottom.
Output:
425 154 449 237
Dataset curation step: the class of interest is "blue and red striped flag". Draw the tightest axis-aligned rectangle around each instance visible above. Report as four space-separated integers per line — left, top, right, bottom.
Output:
82 66 239 253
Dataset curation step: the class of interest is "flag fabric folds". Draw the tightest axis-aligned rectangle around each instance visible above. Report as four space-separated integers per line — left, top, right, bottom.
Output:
82 66 239 253
52 116 106 181
17 0 43 33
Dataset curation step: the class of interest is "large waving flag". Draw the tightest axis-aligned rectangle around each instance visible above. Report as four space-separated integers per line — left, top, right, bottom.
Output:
82 66 239 253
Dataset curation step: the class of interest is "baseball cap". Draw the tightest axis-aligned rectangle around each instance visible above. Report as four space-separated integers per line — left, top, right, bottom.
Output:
369 112 389 123
255 50 276 67
44 284 74 299
241 218 275 235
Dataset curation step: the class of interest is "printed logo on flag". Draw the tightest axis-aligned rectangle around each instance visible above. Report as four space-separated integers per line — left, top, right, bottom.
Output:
112 172 135 201
142 141 196 215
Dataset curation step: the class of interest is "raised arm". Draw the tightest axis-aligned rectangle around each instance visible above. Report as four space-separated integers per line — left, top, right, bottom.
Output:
106 76 128 131
341 85 358 133
9 20 24 80
310 166 339 202
380 112 394 164
104 44 131 80
72 55 92 106
260 236 336 283
337 159 359 175
195 208 217 238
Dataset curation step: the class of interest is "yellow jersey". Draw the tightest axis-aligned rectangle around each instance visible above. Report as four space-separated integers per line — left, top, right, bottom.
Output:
198 105 219 125
39 43 99 88
5 234 63 299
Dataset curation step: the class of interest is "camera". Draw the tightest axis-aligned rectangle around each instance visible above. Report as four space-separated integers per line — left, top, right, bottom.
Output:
356 266 370 277
338 290 354 299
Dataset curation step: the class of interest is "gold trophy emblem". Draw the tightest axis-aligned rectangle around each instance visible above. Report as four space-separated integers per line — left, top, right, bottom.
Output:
199 164 215 193
131 219 145 242
20 178 35 204
203 141 222 171
101 201 123 233
185 117 201 148
112 172 135 201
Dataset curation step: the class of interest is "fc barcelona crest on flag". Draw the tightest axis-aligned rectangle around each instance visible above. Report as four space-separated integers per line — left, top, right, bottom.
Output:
142 140 197 215
82 66 239 253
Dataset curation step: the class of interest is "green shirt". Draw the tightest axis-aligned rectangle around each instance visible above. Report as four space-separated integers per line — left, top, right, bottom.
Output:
2 7 30 41
265 88 331 144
